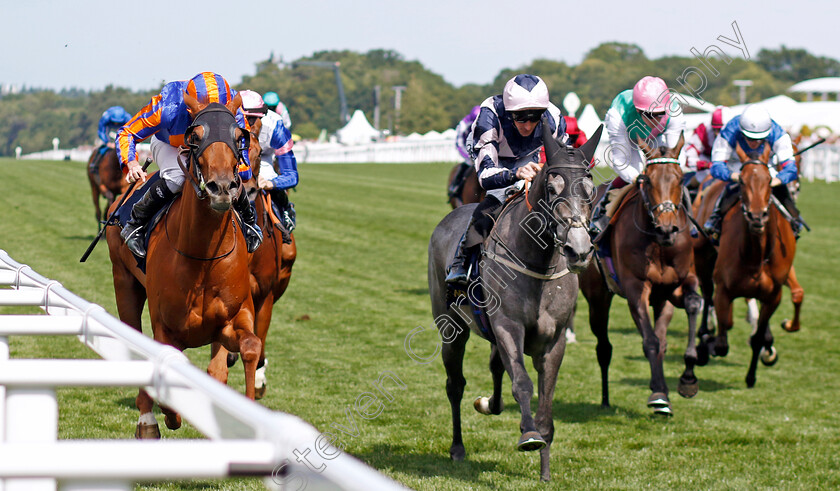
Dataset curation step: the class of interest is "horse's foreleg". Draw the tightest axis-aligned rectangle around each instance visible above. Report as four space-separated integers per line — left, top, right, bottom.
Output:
626 281 671 415
252 293 275 399
220 310 261 400
747 290 782 388
493 325 544 450
533 328 566 482
135 389 160 439
587 292 614 408
474 344 505 415
651 299 674 360
712 289 734 358
441 323 469 461
675 277 703 398
208 342 230 385
783 267 804 332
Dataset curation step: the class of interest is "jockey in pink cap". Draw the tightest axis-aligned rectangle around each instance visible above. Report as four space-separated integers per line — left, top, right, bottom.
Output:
684 106 726 189
589 76 688 238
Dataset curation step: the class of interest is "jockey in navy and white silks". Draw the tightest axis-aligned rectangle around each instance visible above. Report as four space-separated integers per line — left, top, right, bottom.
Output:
240 90 298 233
445 74 567 285
702 104 804 241
448 105 481 198
589 76 688 237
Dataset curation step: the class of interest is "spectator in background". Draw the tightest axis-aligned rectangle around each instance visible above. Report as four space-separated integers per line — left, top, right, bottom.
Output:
262 91 292 131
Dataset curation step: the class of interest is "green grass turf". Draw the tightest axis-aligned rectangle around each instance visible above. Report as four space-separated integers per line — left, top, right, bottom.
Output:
1 158 839 490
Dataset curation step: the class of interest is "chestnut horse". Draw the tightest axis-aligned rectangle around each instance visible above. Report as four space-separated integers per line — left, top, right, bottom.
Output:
213 120 297 399
447 163 484 209
106 93 261 438
579 132 703 416
692 143 796 388
87 147 127 231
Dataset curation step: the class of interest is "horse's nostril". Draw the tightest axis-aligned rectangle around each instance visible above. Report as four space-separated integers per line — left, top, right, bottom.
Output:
230 180 239 190
205 182 219 194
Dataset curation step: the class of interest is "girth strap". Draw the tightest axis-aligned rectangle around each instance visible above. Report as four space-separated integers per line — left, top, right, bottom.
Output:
482 250 570 281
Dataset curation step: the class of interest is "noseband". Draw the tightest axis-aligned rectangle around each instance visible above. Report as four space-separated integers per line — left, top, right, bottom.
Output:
639 158 684 230
739 160 771 227
177 103 249 200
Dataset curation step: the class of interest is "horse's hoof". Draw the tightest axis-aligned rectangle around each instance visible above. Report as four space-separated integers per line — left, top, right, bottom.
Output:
517 431 546 452
255 384 267 400
714 343 729 358
647 392 673 416
781 319 799 333
473 396 501 415
450 445 465 461
746 375 756 388
135 422 161 439
164 413 181 430
678 378 699 398
760 346 778 366
226 352 239 368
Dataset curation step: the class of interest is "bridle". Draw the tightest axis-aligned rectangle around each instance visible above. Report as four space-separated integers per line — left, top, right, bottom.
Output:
637 157 686 232
177 102 249 200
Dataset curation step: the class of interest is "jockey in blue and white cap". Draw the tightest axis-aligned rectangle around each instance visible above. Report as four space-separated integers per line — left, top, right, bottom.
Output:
703 104 805 242
445 74 567 285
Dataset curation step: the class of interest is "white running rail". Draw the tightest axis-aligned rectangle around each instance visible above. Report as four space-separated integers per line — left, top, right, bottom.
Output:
0 249 404 491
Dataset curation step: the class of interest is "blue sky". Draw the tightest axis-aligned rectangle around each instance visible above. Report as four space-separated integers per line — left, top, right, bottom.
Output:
3 0 839 91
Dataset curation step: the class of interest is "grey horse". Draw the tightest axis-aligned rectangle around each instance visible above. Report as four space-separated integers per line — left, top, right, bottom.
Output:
428 122 602 482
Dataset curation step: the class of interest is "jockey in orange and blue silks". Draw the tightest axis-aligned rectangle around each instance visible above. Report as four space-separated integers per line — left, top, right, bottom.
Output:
116 72 262 258
702 104 805 242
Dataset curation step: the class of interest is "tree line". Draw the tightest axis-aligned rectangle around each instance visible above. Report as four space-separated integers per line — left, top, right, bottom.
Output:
1 43 837 156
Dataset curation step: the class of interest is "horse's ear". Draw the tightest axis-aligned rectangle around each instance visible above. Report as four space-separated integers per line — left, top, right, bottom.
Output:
761 140 772 163
734 142 749 163
578 124 602 165
541 114 562 164
227 92 243 115
636 136 656 159
670 130 685 157
183 91 201 116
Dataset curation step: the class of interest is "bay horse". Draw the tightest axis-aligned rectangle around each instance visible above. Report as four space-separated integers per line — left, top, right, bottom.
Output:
106 93 261 438
429 122 602 481
212 119 297 399
578 132 703 416
447 163 484 209
87 146 127 231
692 143 796 387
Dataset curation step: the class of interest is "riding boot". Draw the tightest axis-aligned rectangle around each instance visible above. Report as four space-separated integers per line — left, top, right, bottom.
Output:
703 183 739 245
773 185 808 239
448 162 471 198
445 226 475 285
121 179 175 258
89 145 106 175
588 184 613 239
235 191 263 253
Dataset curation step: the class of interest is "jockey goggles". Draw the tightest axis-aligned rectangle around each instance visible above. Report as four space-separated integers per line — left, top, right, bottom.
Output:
511 109 543 123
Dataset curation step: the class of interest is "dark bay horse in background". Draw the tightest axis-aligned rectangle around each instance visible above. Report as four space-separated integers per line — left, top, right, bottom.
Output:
87 147 127 231
213 119 297 399
429 122 602 481
447 163 484 209
579 132 703 416
692 143 796 388
106 93 261 438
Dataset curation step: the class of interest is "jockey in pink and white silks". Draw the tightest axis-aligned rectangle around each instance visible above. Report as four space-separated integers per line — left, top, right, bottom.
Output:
589 76 688 238
702 104 805 242
445 74 567 285
448 105 481 198
239 90 298 233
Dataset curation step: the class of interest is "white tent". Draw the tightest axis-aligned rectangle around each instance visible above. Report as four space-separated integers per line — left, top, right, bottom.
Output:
336 110 380 145
576 104 602 138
